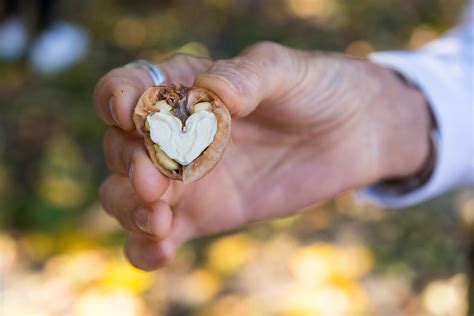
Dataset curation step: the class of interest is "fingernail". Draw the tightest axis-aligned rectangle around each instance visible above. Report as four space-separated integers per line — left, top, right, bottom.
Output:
133 207 152 234
108 96 119 125
128 161 135 180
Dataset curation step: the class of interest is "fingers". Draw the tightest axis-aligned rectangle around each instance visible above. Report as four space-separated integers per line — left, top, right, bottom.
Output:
93 54 212 131
100 175 172 239
124 215 195 271
103 127 169 202
124 234 176 271
100 174 196 271
194 41 302 118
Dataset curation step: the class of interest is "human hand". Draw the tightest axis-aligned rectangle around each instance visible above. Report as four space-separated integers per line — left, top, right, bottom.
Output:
93 42 431 270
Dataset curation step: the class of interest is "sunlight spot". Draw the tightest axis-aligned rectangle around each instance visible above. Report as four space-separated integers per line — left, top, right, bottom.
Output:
73 288 147 316
37 174 84 208
345 40 374 58
45 250 108 285
179 269 221 305
409 25 438 49
101 260 153 293
0 234 18 273
175 42 210 58
290 243 339 286
286 0 339 19
197 295 264 316
206 234 257 274
422 275 467 315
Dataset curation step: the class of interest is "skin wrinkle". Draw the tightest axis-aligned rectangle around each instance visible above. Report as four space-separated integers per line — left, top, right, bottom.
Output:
251 45 297 102
182 128 281 225
360 68 391 180
308 61 360 127
251 44 293 97
369 67 430 179
351 66 384 182
222 131 302 221
203 44 293 117
215 57 262 103
106 129 133 176
250 52 308 125
252 55 364 136
101 176 142 231
242 148 302 221
240 136 349 221
231 118 302 146
363 112 382 184
196 74 244 117
99 181 113 216
168 215 195 246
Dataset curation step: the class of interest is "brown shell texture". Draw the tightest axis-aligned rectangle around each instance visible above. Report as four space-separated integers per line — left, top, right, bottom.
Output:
133 84 231 183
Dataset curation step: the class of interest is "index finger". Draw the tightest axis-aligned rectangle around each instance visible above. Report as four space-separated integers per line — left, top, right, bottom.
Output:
93 54 212 131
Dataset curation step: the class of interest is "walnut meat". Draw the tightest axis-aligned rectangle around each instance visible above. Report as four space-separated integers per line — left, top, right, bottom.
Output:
133 84 231 183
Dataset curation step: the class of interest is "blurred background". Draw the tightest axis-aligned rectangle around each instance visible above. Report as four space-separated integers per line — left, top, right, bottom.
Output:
0 0 473 315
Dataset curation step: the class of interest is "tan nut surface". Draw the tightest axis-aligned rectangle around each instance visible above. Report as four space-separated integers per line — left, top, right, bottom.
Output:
133 84 231 183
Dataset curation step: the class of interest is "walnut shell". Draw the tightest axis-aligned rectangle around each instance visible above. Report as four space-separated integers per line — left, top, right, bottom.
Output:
133 84 231 183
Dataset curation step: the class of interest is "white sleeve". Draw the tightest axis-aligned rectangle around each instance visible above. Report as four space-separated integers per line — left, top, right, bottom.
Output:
360 0 474 208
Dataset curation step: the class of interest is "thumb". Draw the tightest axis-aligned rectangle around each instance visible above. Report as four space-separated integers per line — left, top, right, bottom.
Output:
194 42 303 118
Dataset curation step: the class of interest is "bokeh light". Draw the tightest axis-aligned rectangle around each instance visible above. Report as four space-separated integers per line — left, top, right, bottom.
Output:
421 275 467 315
206 233 257 274
345 40 374 58
114 17 147 50
285 0 339 20
408 25 439 49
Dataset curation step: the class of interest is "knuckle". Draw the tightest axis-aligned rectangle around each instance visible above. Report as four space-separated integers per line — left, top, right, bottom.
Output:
102 131 114 170
102 127 116 147
212 58 259 96
167 53 199 70
246 41 293 68
119 140 132 175
102 128 121 172
130 150 141 172
168 52 189 61
167 53 211 83
99 179 113 215
248 41 283 53
168 52 208 65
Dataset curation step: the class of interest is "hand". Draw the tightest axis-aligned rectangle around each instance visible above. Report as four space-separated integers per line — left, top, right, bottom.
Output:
93 42 431 270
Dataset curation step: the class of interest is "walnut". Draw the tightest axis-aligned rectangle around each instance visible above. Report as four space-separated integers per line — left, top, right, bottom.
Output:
133 84 231 183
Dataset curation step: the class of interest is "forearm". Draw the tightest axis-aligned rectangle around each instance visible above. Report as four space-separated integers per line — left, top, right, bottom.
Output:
368 63 433 182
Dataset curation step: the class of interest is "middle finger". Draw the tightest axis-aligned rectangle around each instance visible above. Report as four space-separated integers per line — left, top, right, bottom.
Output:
103 127 169 202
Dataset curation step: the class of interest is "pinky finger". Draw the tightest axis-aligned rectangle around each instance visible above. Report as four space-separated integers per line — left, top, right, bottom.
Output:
124 212 197 271
124 233 176 271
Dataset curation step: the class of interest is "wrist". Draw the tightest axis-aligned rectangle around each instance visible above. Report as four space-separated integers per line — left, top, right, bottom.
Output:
369 64 433 183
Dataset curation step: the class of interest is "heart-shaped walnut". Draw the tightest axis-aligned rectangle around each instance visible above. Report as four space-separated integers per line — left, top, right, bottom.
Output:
133 84 231 183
